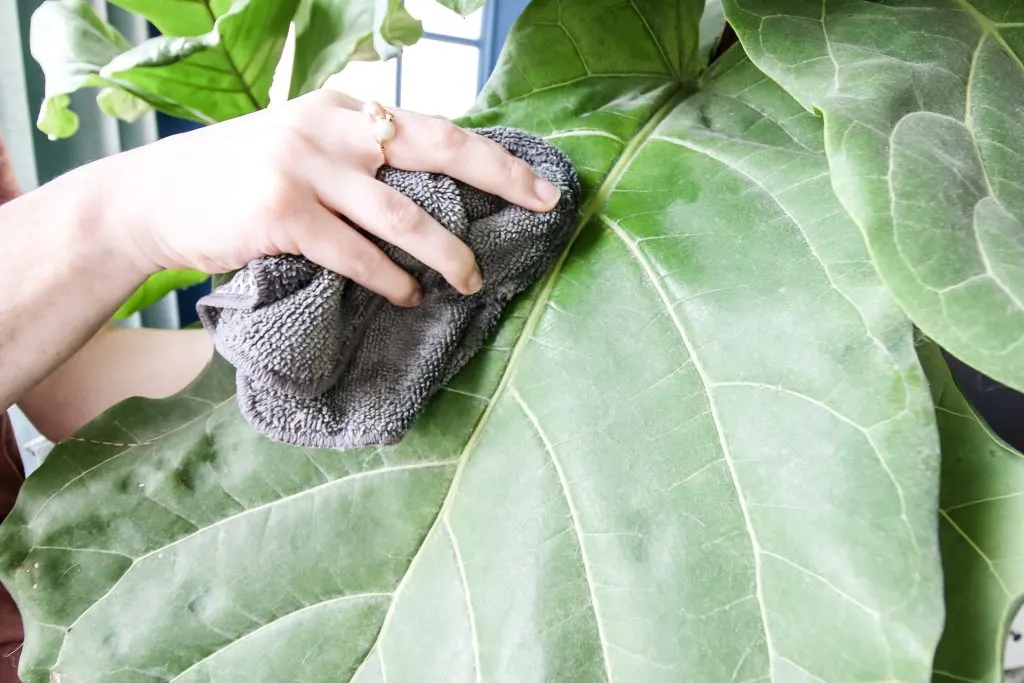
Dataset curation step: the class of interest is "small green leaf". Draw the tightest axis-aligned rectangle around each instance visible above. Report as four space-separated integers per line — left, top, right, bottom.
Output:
373 0 424 62
290 0 373 97
435 0 486 16
917 337 1024 683
30 0 299 138
96 86 150 123
725 0 1024 393
29 0 132 139
289 0 423 98
113 269 210 320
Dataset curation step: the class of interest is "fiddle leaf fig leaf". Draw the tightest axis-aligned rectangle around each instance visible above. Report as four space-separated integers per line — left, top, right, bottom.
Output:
112 269 211 321
96 86 150 123
29 0 134 140
724 0 1024 393
107 0 235 37
0 1 945 681
289 0 422 98
102 0 300 122
373 0 424 62
918 338 1024 683
30 0 299 138
435 0 486 17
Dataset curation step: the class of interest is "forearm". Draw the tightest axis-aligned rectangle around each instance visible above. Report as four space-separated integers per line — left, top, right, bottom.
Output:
0 164 150 411
16 326 213 442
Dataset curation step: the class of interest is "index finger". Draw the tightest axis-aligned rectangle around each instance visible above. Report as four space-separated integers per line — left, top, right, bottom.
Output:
383 113 562 213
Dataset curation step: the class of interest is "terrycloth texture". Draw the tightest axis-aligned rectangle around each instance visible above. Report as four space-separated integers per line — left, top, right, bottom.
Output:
196 126 581 450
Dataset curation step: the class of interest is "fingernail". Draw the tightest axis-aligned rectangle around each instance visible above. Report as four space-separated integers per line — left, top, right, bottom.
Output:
534 177 560 205
409 289 423 306
466 269 483 294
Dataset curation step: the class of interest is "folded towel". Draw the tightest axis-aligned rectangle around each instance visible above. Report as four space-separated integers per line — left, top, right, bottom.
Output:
196 126 581 450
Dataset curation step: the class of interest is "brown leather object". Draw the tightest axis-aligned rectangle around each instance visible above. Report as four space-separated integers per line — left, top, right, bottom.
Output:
0 416 25 681
0 131 20 206
0 129 26 680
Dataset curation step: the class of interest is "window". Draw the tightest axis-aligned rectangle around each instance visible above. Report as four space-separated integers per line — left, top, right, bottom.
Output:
322 0 485 119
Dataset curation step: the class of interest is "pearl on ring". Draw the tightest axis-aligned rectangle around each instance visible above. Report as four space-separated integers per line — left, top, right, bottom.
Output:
372 117 396 142
363 99 395 159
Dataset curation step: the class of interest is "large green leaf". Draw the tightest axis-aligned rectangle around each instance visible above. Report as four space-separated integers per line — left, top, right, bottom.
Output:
724 0 1024 393
1 1 945 680
31 0 298 138
288 0 423 98
918 337 1024 683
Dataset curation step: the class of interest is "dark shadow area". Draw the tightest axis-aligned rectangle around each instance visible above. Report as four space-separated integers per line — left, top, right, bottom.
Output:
945 351 1024 451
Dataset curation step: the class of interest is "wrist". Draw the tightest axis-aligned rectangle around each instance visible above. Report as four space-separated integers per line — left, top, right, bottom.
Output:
61 159 158 285
0 158 154 407
29 164 154 305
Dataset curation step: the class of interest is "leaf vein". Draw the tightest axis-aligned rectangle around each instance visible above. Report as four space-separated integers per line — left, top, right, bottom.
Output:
512 387 614 682
599 214 777 677
168 593 391 681
444 518 481 683
48 459 457 667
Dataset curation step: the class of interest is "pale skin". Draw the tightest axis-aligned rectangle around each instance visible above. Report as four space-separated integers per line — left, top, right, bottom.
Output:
0 89 560 442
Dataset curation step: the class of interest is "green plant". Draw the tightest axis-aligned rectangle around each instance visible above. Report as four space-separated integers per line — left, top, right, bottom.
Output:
6 0 1024 681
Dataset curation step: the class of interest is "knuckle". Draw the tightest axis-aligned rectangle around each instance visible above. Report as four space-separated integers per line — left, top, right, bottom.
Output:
257 133 310 218
280 99 319 131
260 173 301 219
443 242 476 280
262 129 305 167
505 154 532 188
430 118 464 155
306 88 343 110
395 279 419 304
384 197 424 236
347 246 385 283
282 90 344 131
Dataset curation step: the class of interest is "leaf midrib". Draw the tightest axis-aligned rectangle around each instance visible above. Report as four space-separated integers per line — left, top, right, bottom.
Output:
954 0 1024 74
198 0 261 111
344 82 690 682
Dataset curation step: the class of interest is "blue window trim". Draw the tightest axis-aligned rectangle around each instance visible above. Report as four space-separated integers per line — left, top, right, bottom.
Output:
478 0 528 89
422 31 479 47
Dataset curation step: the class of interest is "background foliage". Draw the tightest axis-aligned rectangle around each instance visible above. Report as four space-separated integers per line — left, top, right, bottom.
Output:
31 0 424 318
7 0 1024 681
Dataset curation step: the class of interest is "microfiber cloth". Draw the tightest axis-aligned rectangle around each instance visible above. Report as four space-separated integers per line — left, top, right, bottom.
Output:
195 126 581 450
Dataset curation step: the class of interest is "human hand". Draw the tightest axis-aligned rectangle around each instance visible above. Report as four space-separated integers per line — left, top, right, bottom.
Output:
90 89 562 307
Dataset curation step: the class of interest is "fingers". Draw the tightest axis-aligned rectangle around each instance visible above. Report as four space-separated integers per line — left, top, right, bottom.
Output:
380 113 562 213
312 171 482 295
294 206 423 308
301 91 561 213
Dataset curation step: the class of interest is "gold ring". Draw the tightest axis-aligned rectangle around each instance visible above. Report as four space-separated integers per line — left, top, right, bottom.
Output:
363 100 396 161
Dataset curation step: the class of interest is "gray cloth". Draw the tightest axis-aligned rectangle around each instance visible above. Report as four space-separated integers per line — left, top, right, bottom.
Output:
196 126 581 450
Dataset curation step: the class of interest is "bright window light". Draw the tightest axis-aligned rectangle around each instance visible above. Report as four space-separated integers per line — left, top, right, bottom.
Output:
400 39 480 118
404 0 483 39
